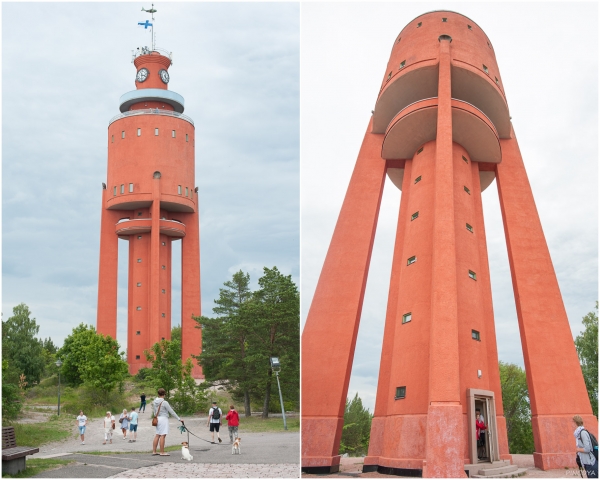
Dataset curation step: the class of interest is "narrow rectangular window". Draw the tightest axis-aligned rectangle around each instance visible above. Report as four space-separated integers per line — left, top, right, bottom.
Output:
399 60 406 69
442 17 447 22
120 184 124 194
411 212 419 221
472 330 481 341
136 331 141 335
185 187 189 197
402 313 412 324
467 24 472 30
417 22 422 28
162 289 166 294
136 306 142 311
162 265 166 270
495 77 499 85
407 256 416 265
137 258 142 263
113 186 117 196
415 175 422 184
121 131 125 139
468 270 477 280
135 355 140 360
417 147 423 155
137 128 141 136
137 282 141 287
129 183 133 193
464 186 471 195
462 155 468 164
466 223 473 233
395 386 406 399
111 135 114 143
387 71 392 81
483 64 489 74
172 130 176 138
178 185 182 194
186 134 189 142
155 128 159 136
162 313 166 318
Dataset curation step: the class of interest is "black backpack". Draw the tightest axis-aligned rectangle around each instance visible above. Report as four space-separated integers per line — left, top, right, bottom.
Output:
581 429 599 462
211 407 221 420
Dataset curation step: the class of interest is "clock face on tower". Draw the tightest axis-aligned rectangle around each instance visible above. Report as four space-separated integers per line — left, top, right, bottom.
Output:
136 68 149 83
159 69 170 84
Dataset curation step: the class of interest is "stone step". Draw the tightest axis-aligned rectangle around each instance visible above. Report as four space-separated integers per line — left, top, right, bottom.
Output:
479 465 519 475
471 467 528 478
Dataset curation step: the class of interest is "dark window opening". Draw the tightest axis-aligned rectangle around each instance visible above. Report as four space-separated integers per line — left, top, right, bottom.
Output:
472 330 481 341
395 386 406 399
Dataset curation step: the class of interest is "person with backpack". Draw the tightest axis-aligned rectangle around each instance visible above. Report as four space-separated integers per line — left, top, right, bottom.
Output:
207 401 222 444
225 404 240 444
573 415 598 478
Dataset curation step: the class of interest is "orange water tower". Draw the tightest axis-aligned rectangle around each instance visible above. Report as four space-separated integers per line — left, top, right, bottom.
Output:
96 44 202 378
301 10 596 477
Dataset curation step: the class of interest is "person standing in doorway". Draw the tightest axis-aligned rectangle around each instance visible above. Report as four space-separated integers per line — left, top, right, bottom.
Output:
476 411 487 460
140 392 147 413
76 410 87 445
225 404 240 444
207 401 223 444
574 415 598 478
128 407 139 442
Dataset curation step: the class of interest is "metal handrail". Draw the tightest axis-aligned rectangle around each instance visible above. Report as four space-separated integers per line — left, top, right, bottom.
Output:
108 109 194 126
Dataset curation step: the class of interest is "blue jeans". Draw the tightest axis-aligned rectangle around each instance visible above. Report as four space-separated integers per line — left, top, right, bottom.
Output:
585 461 598 479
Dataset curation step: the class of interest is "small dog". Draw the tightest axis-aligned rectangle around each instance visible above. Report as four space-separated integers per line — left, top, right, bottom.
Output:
231 437 241 455
181 442 193 461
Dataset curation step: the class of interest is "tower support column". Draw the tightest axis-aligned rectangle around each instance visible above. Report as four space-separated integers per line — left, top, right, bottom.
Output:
496 132 597 470
181 210 202 378
423 36 466 479
149 175 161 346
302 121 386 473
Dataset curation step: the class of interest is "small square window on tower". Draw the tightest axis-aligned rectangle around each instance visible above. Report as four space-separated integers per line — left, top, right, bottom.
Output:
467 24 472 30
136 355 140 360
136 331 141 335
137 258 142 263
162 313 166 318
162 289 166 294
442 17 447 22
400 60 406 69
155 128 159 136
162 242 166 246
483 64 489 74
138 212 143 216
122 131 125 139
417 22 422 28
162 265 166 270
417 147 424 155
464 186 471 195
387 71 392 81
495 77 499 85
402 313 412 324
136 306 142 311
472 330 481 341
129 183 134 193
120 184 124 194
178 185 182 195
407 256 417 265
462 155 468 164
137 235 142 239
468 270 477 280
137 128 141 137
172 130 176 138
411 212 419 221
395 386 406 399
415 175 422 184
466 223 474 233
137 282 141 287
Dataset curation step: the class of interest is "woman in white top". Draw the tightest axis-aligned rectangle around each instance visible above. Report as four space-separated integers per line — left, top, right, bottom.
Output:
151 388 184 456
574 415 597 478
103 411 115 444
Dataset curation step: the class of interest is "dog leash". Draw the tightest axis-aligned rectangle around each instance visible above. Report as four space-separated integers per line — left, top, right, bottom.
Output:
178 423 228 446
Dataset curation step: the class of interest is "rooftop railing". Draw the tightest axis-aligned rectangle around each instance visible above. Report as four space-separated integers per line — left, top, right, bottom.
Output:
108 108 194 126
132 47 173 64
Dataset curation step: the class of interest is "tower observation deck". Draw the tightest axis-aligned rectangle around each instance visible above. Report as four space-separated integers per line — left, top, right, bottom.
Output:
97 45 202 378
301 10 596 477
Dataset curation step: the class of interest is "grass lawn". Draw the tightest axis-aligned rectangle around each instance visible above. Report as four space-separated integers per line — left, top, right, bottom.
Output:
1 458 74 478
10 416 72 448
232 415 299 433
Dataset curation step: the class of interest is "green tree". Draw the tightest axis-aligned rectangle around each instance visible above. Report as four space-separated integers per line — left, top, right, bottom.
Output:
499 361 534 454
57 324 97 385
575 303 598 417
2 304 45 385
339 393 373 456
171 325 182 346
246 267 299 418
195 270 255 416
79 333 129 396
2 359 22 421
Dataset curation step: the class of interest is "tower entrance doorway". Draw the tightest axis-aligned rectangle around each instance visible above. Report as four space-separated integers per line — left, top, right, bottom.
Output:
467 389 500 465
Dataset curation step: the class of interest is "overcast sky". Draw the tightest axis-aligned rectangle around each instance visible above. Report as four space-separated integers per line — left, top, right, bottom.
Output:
2 3 299 350
301 2 598 411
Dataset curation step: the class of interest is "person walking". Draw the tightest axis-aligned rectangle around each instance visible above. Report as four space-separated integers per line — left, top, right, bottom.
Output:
76 410 87 445
128 407 139 443
574 415 598 478
103 411 115 445
225 404 240 444
140 392 147 413
119 409 130 440
207 401 223 444
151 388 184 456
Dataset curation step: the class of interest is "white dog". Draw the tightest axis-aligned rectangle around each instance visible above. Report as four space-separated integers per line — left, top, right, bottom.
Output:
181 442 193 461
232 437 241 455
